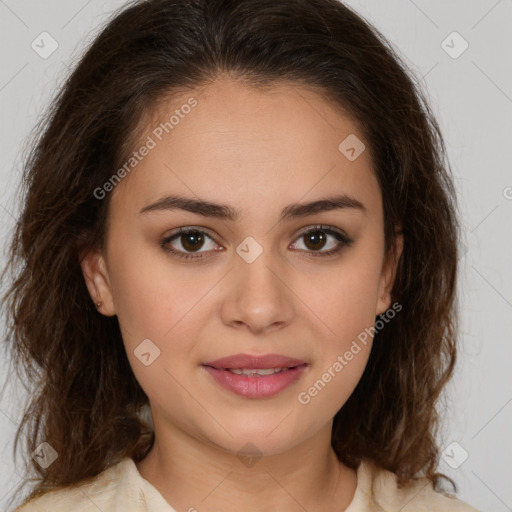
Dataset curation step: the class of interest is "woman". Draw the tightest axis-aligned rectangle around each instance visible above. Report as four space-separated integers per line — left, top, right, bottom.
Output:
3 0 479 510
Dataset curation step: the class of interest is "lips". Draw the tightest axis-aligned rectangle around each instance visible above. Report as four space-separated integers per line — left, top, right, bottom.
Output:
203 353 307 370
202 353 308 398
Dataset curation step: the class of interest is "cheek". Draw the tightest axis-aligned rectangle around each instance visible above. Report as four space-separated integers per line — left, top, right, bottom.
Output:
295 266 379 413
297 252 383 343
296 343 371 426
106 239 209 350
106 248 212 407
292 247 382 412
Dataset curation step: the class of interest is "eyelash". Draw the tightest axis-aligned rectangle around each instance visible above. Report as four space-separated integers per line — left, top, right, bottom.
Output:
159 225 354 262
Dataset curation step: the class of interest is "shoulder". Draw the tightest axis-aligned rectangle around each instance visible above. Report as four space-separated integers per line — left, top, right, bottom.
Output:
14 457 148 512
349 458 482 512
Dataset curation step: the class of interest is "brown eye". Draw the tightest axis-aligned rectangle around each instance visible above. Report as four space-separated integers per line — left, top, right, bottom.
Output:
303 230 328 251
291 225 353 257
180 231 205 252
160 227 220 260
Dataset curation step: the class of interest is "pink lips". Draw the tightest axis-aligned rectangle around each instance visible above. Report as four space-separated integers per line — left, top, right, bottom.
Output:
202 353 308 399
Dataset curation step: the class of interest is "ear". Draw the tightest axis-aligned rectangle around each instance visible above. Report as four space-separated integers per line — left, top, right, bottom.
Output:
79 248 116 316
376 229 403 316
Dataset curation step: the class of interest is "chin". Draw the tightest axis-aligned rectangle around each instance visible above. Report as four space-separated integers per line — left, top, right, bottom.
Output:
200 416 315 459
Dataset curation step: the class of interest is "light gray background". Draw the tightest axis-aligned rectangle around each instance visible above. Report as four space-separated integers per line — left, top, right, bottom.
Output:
0 1 511 511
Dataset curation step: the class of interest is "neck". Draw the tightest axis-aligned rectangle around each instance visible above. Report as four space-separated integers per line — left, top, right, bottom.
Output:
135 420 358 512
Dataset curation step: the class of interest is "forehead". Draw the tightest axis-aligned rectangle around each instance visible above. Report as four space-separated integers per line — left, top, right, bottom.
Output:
110 77 381 220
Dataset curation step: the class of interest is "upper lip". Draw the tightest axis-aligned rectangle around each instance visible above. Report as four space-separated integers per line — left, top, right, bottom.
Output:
202 353 307 370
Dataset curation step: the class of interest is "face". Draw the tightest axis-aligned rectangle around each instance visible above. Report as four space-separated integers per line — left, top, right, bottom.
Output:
82 77 402 457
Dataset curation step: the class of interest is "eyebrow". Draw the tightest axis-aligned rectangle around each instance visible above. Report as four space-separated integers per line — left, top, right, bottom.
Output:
139 193 366 221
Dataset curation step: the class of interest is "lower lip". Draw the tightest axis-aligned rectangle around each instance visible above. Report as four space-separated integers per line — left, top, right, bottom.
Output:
202 365 307 398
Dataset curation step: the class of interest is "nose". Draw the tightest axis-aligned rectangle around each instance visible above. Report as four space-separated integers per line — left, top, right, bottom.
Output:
220 243 295 335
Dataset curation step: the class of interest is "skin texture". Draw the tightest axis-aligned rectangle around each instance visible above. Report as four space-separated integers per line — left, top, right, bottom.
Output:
81 77 403 512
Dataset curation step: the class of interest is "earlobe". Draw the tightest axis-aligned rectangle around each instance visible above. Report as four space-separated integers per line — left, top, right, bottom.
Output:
376 231 403 316
79 248 116 316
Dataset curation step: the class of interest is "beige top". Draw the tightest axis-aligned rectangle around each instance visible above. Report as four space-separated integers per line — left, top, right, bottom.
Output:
15 456 481 511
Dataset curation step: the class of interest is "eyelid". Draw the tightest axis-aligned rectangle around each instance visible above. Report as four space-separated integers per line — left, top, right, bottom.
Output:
159 226 222 260
292 224 348 240
164 224 348 243
168 225 217 238
162 225 221 245
289 224 353 255
160 224 353 260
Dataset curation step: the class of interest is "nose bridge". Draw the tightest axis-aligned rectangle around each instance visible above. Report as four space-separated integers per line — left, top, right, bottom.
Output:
235 234 281 296
223 234 294 331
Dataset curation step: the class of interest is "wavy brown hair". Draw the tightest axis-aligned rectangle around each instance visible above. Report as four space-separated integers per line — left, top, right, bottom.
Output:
2 0 461 507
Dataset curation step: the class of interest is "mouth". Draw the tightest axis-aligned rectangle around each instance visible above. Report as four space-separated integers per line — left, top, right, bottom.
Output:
202 353 308 398
224 367 294 376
